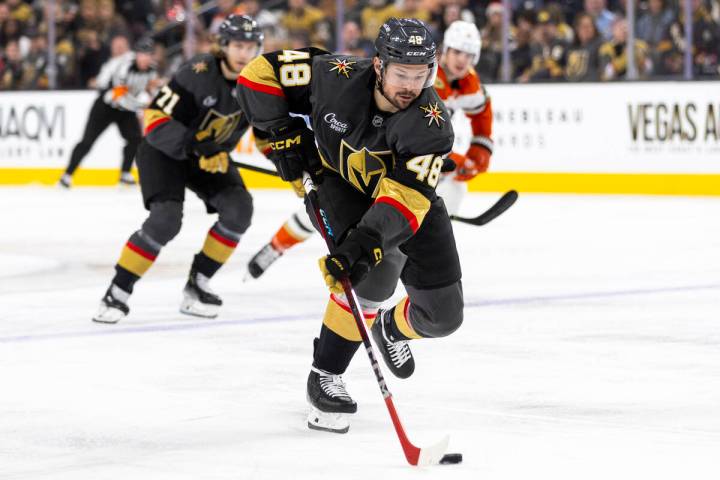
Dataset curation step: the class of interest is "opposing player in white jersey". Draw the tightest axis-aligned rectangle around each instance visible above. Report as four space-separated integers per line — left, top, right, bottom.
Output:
59 37 158 188
243 20 493 280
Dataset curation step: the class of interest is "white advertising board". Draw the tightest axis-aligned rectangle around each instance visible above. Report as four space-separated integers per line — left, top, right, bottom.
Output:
483 81 720 173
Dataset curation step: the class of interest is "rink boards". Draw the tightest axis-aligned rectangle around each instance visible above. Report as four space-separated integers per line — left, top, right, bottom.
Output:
1 82 719 195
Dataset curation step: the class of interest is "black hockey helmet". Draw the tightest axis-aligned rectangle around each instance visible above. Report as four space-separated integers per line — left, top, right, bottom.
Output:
133 36 155 53
374 18 437 88
218 14 264 47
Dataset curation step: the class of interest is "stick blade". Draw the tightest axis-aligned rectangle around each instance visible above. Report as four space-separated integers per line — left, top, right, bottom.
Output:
415 435 450 466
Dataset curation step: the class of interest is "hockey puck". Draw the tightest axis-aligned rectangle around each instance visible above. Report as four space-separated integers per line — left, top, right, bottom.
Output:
440 453 463 465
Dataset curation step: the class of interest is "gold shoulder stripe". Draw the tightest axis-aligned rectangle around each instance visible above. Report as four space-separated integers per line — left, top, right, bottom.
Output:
239 56 282 92
375 177 431 232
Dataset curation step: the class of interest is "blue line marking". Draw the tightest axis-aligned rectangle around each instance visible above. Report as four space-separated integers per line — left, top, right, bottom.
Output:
0 283 717 344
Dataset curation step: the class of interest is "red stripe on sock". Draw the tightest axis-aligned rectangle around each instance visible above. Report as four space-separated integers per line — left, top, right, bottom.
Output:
126 241 157 261
330 294 377 319
209 228 238 248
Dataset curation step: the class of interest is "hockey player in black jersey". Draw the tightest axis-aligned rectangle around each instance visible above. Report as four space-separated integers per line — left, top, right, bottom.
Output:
93 15 268 323
236 18 463 433
60 37 157 188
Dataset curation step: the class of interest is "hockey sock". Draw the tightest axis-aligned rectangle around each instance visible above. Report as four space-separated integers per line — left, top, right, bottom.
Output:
270 213 314 252
113 230 161 293
191 222 241 278
383 297 423 341
313 293 378 374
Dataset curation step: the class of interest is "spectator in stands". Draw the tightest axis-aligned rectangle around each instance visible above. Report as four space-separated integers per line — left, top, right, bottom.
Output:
519 8 568 82
281 0 332 48
477 2 505 80
1 38 25 89
670 0 720 77
565 12 603 80
77 28 111 86
339 18 375 56
547 2 574 43
599 16 651 80
361 0 393 40
97 0 129 44
115 0 154 38
584 0 615 40
22 28 51 89
239 0 278 32
511 8 536 79
636 0 675 75
208 0 242 34
388 0 432 25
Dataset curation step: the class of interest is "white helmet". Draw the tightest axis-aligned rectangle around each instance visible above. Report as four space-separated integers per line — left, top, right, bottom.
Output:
442 20 482 65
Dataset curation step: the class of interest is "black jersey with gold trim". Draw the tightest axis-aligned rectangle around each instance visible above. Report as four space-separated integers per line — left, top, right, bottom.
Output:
144 53 258 160
236 49 454 243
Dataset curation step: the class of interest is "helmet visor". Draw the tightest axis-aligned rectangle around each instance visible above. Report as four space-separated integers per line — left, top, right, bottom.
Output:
384 62 435 90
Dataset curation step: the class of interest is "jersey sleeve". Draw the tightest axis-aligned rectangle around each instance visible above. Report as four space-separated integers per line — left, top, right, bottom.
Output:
359 89 454 248
143 63 200 159
235 47 329 133
457 69 493 153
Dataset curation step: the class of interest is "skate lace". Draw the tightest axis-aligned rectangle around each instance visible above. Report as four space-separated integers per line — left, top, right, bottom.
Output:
254 244 281 268
387 340 412 367
319 373 351 400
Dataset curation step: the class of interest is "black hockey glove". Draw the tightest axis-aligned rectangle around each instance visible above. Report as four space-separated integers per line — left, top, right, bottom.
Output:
318 227 383 294
187 130 224 158
268 118 323 183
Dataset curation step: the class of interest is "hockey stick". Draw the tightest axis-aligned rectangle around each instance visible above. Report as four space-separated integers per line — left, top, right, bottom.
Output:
450 190 518 226
232 160 280 177
303 173 451 466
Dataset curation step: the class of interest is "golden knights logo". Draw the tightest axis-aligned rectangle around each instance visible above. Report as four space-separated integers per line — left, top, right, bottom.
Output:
328 58 356 78
419 102 446 128
339 140 393 197
192 61 208 74
197 109 242 144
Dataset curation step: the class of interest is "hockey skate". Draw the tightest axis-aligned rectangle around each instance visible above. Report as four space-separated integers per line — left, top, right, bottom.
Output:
93 285 130 324
245 243 282 280
58 174 72 189
371 310 415 379
306 367 357 434
180 269 222 318
119 172 136 186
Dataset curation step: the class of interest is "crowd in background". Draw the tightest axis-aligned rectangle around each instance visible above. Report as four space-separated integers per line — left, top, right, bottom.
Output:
1 0 719 90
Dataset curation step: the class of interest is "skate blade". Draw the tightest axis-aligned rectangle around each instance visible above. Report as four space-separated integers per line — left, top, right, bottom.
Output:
92 306 125 324
307 408 350 434
180 295 220 318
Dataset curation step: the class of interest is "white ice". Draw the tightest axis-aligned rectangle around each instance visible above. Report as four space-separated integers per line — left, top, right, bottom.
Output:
1 186 719 480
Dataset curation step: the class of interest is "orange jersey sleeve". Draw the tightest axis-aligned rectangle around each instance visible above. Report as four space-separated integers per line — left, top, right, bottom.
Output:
435 65 493 153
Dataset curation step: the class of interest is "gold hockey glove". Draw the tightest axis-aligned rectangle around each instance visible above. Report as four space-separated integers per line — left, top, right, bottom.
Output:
199 151 229 174
318 227 383 293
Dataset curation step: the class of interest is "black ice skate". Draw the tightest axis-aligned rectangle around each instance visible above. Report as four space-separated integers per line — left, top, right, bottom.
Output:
245 243 282 280
306 366 357 434
371 309 415 379
180 269 222 318
93 284 130 324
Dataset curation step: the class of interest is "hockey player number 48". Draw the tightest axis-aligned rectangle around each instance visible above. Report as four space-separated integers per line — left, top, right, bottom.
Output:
278 50 311 87
406 155 443 188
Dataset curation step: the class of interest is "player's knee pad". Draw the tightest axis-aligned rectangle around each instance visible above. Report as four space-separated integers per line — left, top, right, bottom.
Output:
408 281 464 338
142 200 183 245
213 187 253 234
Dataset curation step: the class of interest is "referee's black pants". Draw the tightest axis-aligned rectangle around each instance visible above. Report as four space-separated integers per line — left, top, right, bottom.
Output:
64 96 142 176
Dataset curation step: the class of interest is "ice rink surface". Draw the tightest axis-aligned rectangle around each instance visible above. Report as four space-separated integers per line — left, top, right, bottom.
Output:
1 186 719 480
